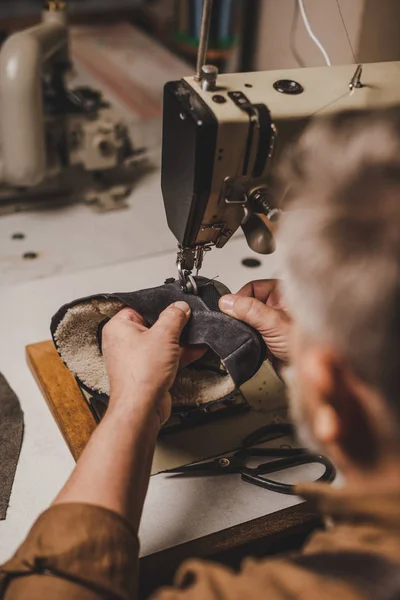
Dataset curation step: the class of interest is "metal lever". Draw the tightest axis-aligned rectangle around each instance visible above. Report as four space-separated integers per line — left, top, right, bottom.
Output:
194 0 214 82
241 213 276 254
349 64 363 91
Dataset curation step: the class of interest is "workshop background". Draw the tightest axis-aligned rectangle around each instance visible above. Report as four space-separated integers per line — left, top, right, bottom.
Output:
1 0 400 593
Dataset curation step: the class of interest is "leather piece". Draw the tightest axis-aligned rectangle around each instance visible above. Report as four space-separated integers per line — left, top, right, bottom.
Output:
112 279 266 386
0 373 24 520
51 277 266 403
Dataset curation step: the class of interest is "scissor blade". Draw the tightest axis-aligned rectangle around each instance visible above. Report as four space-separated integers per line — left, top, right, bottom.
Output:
165 460 218 474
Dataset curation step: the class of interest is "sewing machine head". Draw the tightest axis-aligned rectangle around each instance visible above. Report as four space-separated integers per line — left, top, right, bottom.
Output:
161 2 400 293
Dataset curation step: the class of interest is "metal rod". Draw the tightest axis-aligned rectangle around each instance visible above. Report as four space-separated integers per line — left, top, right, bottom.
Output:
349 64 363 91
195 0 214 81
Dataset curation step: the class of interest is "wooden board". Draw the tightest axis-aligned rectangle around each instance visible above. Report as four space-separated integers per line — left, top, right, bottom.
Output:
26 340 320 595
26 340 97 461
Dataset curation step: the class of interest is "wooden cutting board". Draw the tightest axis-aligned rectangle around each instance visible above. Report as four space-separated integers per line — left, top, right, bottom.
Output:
27 340 97 461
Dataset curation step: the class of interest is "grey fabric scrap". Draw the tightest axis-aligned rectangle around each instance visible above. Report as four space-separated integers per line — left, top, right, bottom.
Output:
0 373 24 520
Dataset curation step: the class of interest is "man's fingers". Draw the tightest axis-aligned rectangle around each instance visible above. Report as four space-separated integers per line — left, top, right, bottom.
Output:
180 344 208 369
236 280 287 311
151 301 191 341
237 279 277 302
115 307 147 327
219 294 284 332
103 308 148 341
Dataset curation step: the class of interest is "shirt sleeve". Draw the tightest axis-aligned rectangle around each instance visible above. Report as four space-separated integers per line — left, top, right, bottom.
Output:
150 557 294 600
149 554 359 600
0 503 140 600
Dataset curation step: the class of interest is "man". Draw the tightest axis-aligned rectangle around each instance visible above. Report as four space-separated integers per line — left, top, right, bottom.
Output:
1 107 400 599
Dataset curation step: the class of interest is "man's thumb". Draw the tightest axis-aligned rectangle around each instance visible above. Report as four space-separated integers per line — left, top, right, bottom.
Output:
151 301 191 341
219 294 271 331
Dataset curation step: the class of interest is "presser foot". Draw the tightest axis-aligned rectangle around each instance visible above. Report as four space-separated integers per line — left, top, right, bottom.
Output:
176 244 212 294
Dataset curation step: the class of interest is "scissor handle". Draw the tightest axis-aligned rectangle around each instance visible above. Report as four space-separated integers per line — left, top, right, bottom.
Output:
236 447 306 460
242 423 295 448
241 453 336 495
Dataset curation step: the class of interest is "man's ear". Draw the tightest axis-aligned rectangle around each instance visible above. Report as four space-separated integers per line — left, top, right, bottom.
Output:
301 348 341 447
301 348 380 467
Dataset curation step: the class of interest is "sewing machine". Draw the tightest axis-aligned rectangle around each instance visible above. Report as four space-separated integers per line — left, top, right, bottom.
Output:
162 0 400 293
0 0 141 214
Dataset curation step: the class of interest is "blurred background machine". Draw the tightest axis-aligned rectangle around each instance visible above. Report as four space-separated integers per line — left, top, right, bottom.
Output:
0 0 242 216
0 1 149 214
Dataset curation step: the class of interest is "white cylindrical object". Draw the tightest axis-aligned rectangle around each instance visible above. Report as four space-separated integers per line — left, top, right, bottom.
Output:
0 20 67 186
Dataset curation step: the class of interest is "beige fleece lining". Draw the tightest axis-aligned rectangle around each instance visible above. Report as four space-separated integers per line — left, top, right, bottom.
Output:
54 299 236 406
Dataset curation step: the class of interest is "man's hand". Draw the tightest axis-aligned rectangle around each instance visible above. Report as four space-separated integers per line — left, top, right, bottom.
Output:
55 301 196 528
102 302 191 425
219 280 291 368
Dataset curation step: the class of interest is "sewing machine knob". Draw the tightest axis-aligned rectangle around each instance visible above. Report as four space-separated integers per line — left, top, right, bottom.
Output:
249 187 281 222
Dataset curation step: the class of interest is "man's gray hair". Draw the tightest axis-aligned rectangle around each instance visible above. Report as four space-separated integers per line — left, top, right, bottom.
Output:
278 107 400 413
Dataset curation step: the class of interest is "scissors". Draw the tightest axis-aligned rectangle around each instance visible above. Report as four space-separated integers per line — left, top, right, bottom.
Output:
166 423 336 495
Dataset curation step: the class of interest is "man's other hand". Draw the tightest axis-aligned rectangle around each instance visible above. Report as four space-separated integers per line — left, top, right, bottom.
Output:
102 302 192 425
219 280 291 367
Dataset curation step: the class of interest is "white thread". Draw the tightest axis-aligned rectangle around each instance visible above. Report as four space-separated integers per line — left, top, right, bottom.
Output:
298 0 332 66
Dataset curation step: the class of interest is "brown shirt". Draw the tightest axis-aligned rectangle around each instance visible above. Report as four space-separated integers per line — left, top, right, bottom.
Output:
2 484 400 600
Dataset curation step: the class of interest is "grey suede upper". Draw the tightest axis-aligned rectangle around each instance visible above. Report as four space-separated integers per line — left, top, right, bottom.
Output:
51 277 266 401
